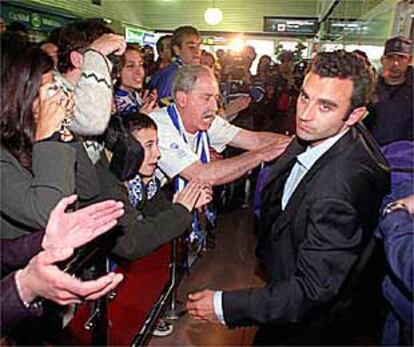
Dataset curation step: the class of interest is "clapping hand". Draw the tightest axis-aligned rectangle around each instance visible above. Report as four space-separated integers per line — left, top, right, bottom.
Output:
16 247 124 305
42 195 124 250
15 195 125 306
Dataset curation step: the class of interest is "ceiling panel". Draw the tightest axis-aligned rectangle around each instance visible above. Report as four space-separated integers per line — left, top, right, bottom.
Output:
137 0 385 32
25 0 393 41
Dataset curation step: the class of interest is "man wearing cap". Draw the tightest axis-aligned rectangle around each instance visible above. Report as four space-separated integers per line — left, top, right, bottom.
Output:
365 36 413 146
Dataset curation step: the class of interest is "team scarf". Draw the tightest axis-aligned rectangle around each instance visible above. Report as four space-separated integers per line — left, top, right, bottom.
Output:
166 104 211 191
166 104 212 244
126 174 159 208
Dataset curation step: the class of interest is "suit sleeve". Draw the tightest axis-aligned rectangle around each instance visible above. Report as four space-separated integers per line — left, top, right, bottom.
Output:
222 198 364 327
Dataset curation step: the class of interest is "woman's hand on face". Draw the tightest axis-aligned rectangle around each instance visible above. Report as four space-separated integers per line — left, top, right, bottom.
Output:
35 84 73 141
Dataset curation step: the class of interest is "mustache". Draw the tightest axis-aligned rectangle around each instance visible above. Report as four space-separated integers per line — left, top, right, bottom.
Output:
202 112 215 119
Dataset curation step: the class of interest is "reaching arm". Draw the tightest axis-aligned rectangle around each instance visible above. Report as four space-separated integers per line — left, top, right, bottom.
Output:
180 141 289 186
69 34 126 136
229 128 291 151
69 50 112 135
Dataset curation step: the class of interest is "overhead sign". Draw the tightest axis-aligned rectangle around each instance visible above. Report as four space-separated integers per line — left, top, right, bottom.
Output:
2 2 76 32
125 27 156 45
327 19 368 36
264 17 319 36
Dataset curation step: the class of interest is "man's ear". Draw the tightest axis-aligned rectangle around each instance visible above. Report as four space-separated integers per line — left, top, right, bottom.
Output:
70 51 84 69
172 44 181 57
175 90 188 108
345 106 367 126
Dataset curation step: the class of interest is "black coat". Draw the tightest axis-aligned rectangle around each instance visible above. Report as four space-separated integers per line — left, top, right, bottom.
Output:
222 124 390 345
94 154 192 261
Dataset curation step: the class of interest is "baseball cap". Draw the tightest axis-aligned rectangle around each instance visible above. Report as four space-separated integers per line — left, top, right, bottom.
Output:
383 36 412 56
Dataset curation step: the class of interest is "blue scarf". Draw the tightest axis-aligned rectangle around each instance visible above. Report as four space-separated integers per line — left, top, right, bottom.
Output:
166 104 210 191
166 104 212 247
126 174 159 208
114 88 143 115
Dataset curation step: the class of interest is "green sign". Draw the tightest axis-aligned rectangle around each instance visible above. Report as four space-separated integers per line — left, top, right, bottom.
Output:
125 27 144 43
2 3 76 32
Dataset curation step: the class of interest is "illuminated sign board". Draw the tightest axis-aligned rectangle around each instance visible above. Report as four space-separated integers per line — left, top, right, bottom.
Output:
125 27 156 45
327 19 368 36
264 17 319 36
2 2 75 32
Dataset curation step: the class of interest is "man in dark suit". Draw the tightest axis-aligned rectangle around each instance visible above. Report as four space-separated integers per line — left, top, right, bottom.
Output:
186 50 391 345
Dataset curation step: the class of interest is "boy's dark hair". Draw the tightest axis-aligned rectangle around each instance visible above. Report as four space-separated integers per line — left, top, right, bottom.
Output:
122 112 158 133
105 113 156 181
57 18 113 73
309 50 376 110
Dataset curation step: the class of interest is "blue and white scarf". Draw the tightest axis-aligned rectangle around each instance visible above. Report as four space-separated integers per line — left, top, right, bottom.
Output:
166 104 210 192
126 174 159 208
167 105 212 243
114 88 143 115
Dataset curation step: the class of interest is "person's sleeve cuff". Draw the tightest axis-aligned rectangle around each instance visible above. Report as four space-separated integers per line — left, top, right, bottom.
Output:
213 291 226 325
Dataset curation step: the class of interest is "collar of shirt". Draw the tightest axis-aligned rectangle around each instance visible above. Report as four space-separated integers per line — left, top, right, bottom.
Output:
296 129 350 170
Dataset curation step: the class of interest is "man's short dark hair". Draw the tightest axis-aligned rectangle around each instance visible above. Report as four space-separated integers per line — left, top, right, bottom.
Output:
309 50 376 110
7 21 28 34
57 18 113 73
171 26 199 51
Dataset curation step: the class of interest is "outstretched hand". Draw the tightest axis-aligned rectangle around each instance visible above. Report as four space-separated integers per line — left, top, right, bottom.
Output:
42 195 124 250
173 180 203 212
225 96 251 118
16 247 124 305
195 183 213 209
186 290 218 323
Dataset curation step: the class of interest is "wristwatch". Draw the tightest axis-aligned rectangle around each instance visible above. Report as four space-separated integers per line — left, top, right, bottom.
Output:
382 201 408 217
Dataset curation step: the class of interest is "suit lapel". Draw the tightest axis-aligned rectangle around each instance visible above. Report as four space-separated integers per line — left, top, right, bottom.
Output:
283 129 354 214
260 139 305 232
262 139 306 193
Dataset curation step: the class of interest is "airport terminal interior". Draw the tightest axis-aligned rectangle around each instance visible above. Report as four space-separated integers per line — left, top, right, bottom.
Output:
0 0 413 346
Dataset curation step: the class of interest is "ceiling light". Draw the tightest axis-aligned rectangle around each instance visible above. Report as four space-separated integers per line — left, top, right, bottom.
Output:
204 7 223 26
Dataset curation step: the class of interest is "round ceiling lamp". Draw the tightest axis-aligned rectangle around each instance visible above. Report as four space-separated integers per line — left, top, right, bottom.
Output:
204 7 223 26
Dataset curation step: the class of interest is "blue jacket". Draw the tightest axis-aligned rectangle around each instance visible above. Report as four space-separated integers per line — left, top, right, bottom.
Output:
148 60 181 105
377 180 414 345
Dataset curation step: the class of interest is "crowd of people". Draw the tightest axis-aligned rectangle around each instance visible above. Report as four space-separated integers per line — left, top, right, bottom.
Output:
0 17 413 346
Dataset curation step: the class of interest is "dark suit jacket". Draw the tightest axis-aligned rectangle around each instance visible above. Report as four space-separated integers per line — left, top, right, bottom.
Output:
222 124 390 345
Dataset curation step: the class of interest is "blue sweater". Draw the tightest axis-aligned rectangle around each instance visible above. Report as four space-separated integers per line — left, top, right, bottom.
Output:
377 180 413 345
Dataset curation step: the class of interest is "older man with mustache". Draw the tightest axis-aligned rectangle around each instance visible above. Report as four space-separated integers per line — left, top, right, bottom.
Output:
149 64 290 188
